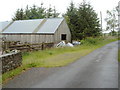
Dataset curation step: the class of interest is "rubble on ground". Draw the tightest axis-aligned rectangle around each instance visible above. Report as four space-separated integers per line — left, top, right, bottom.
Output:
72 41 81 45
66 42 74 47
56 41 66 47
56 41 75 47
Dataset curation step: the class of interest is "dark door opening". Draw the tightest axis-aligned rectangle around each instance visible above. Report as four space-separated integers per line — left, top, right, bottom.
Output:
61 34 67 40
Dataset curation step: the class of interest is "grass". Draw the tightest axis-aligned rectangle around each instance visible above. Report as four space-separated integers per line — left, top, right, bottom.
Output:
0 75 1 87
118 49 120 62
2 36 118 84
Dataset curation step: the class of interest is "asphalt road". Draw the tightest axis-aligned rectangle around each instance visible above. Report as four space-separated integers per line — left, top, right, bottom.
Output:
3 41 118 88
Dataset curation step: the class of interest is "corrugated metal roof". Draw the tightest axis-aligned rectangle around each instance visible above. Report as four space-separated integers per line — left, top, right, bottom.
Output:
0 21 12 32
3 19 43 33
37 18 64 33
2 18 64 34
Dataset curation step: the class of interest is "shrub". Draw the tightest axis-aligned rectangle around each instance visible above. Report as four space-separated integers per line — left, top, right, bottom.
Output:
81 37 99 45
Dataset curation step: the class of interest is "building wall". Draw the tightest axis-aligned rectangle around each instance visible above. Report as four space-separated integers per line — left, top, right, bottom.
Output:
54 20 71 43
2 34 54 44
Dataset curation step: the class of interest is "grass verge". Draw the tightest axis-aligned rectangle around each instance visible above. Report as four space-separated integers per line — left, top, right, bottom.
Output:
118 49 120 62
2 36 118 84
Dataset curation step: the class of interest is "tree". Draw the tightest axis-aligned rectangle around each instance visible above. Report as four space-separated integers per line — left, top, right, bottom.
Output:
109 30 118 36
12 3 59 20
12 8 25 20
29 5 39 19
38 3 46 18
65 1 101 40
65 2 79 40
105 9 118 36
12 9 20 20
24 5 31 19
53 6 60 18
77 2 101 38
46 5 53 18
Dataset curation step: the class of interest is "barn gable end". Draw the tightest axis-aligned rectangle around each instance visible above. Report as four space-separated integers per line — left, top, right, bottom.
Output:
54 19 71 43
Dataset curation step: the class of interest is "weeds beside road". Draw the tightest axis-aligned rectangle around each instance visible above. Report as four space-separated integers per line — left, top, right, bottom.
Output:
2 36 118 84
119 50 120 62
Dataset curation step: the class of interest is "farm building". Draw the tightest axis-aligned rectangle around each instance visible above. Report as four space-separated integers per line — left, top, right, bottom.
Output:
0 18 71 44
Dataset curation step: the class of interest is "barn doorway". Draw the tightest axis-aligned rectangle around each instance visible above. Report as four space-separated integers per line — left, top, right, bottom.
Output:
61 34 67 40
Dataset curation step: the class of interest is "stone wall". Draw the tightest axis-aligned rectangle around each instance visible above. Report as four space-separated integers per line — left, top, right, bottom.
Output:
0 52 22 74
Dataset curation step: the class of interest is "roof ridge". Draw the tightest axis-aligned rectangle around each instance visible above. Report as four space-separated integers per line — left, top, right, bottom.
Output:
13 17 64 22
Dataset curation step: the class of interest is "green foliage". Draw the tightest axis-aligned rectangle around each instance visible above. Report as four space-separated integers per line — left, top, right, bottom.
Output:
45 5 59 18
109 30 118 36
13 8 25 20
65 2 79 40
81 37 101 45
118 49 120 62
77 3 101 38
46 5 53 18
22 52 30 56
0 75 2 85
105 9 118 36
12 4 59 20
65 1 101 40
53 6 60 18
80 36 117 46
118 30 120 37
28 63 37 67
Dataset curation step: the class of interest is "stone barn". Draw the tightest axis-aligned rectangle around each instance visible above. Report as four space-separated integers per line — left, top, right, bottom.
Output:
1 18 71 44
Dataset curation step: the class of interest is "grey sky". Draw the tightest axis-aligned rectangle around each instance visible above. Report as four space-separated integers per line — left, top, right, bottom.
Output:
0 0 119 30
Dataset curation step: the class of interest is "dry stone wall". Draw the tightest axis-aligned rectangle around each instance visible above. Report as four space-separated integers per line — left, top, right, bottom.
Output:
0 52 22 74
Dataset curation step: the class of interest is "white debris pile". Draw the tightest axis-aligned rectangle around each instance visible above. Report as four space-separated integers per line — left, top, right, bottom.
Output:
56 41 74 47
56 41 66 47
72 41 81 45
66 43 74 47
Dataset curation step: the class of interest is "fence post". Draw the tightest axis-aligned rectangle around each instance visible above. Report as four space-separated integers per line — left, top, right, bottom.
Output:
41 42 44 50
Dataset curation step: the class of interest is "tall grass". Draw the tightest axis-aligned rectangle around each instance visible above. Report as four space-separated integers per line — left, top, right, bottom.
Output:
119 49 120 62
2 36 118 84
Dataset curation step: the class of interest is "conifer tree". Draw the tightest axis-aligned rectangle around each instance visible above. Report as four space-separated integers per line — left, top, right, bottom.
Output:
53 6 59 18
12 3 59 20
46 5 53 18
65 2 79 40
77 2 101 38
65 1 101 40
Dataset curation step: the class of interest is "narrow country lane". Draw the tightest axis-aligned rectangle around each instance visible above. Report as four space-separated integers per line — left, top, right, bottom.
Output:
3 41 118 88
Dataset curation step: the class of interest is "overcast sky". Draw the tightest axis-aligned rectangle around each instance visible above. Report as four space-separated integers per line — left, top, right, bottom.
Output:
0 0 119 30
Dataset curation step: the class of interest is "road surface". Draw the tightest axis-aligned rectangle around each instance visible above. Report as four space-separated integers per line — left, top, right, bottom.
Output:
3 41 118 88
